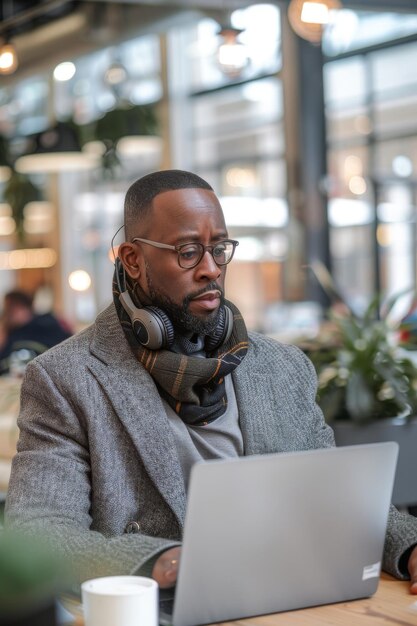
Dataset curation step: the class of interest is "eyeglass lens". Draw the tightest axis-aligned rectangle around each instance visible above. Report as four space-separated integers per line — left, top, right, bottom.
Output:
178 241 236 269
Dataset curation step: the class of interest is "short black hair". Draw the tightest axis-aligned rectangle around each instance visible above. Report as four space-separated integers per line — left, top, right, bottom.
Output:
4 290 34 309
124 169 213 240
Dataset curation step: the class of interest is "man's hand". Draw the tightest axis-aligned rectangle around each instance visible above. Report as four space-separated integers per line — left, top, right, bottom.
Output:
152 547 181 588
408 545 417 593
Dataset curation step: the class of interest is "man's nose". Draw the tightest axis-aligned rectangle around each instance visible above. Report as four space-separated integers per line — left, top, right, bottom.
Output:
194 250 222 281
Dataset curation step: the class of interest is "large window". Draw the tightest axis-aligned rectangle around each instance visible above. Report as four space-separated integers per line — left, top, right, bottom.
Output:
324 19 417 313
168 4 286 330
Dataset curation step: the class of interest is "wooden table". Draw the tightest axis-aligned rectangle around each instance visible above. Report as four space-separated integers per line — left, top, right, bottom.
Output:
67 574 417 625
215 575 417 625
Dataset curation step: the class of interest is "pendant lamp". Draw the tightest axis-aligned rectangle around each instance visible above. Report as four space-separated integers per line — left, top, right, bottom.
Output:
288 0 342 44
0 39 18 75
217 25 249 78
15 122 100 174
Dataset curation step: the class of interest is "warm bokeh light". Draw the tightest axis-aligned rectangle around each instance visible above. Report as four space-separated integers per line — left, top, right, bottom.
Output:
226 167 256 188
108 246 119 263
348 175 367 195
23 201 54 234
344 155 363 178
0 248 57 270
377 224 391 247
0 42 18 75
0 165 11 182
68 269 92 291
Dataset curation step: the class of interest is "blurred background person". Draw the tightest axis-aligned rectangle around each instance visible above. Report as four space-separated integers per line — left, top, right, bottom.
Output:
0 290 72 376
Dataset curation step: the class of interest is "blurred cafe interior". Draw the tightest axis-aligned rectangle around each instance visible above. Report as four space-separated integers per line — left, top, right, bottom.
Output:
1 0 417 490
3 6 417 623
0 0 416 334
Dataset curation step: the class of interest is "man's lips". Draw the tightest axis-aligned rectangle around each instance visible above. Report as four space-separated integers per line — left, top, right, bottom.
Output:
190 290 221 312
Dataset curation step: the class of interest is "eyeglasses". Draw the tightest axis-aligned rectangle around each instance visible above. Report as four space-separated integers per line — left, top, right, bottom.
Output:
132 237 239 269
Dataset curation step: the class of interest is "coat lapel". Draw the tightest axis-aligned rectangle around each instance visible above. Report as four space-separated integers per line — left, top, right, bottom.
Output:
232 337 282 456
88 305 187 527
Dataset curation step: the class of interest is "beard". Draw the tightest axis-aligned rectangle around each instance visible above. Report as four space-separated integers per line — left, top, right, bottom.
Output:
145 265 225 336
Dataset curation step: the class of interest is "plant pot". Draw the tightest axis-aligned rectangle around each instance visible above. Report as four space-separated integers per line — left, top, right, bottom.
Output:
332 416 417 508
1 599 57 626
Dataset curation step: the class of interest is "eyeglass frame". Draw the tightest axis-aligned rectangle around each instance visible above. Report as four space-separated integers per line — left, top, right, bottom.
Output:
131 237 239 269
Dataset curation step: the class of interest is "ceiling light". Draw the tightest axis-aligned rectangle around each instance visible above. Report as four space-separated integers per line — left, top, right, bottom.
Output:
53 61 76 82
15 122 100 173
288 0 342 44
0 41 18 75
217 26 249 78
116 136 162 158
104 61 128 87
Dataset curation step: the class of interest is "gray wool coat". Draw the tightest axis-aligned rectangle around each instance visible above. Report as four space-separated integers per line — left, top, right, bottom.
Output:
5 304 417 584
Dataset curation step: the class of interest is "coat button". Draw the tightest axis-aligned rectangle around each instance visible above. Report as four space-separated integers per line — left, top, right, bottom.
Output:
124 521 141 534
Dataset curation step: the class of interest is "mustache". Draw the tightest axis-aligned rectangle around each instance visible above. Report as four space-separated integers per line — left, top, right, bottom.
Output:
183 282 224 305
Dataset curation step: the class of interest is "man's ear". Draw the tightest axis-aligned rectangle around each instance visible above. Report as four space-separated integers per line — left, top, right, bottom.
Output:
118 242 141 280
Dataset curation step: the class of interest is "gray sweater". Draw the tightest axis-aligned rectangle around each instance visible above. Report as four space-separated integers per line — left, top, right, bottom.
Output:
5 304 417 583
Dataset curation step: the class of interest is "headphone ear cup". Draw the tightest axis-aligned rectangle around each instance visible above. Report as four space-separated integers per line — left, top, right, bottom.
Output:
205 305 233 353
119 291 174 349
145 306 175 349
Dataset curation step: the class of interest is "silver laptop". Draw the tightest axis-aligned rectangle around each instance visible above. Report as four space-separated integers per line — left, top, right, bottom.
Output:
159 442 398 626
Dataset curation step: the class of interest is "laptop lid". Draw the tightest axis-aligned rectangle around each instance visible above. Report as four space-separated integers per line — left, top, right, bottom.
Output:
168 442 398 626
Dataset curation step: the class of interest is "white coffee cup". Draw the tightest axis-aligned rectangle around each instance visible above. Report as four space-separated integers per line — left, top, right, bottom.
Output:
81 575 158 626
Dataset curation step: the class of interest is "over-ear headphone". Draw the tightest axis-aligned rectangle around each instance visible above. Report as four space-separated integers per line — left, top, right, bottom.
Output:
116 258 233 351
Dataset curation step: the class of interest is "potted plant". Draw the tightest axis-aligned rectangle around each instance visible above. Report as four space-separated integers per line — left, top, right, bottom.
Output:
305 293 417 510
0 530 70 626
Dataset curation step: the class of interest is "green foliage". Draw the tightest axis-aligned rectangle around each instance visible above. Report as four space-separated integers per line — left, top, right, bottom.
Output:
306 294 417 423
3 171 41 241
70 103 158 179
94 103 158 144
0 531 70 616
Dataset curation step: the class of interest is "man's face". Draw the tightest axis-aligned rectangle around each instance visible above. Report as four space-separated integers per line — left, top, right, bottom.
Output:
122 188 229 335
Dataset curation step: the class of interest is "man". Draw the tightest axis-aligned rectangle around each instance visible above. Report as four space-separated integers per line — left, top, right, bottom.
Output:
5 170 417 592
0 289 72 375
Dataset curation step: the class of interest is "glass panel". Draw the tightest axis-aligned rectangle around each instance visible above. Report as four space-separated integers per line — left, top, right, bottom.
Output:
194 123 284 166
377 184 416 307
54 34 161 125
374 137 417 180
374 94 417 136
0 76 49 138
221 159 286 198
327 146 370 202
371 42 417 97
326 107 371 142
323 10 417 56
192 78 283 168
324 57 367 110
330 225 374 311
193 78 282 131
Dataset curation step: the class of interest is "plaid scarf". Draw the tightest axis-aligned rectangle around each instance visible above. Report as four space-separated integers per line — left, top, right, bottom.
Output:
113 267 249 426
